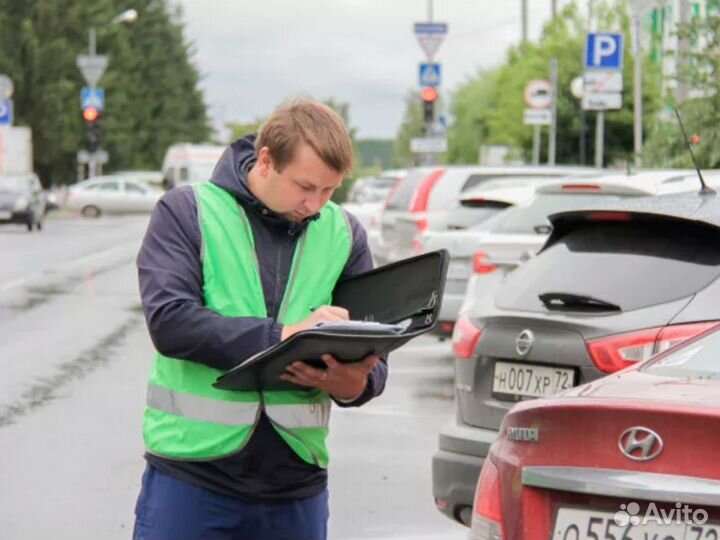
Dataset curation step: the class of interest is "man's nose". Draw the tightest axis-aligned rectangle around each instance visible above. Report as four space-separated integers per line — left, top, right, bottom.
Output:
304 192 326 213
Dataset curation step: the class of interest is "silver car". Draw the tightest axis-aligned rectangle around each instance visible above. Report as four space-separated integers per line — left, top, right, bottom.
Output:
65 175 162 217
0 173 46 232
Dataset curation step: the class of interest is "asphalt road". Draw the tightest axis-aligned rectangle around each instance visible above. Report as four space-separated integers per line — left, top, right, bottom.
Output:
0 215 466 540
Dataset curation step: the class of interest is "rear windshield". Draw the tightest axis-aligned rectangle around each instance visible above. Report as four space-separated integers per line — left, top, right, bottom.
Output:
448 201 510 230
644 327 720 378
472 193 631 234
385 169 430 211
496 220 720 312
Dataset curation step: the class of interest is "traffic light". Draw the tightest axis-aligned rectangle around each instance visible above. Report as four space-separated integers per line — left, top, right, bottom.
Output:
420 86 438 124
82 106 102 152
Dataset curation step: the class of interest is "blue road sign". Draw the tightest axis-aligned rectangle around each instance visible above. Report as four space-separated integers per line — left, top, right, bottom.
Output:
585 33 623 70
0 100 13 126
81 87 105 111
419 63 441 88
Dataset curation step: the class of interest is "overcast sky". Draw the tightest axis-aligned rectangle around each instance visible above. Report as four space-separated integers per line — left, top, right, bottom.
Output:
177 1 566 139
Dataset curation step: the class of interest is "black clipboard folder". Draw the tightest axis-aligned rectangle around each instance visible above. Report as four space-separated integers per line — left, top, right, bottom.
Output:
213 249 449 391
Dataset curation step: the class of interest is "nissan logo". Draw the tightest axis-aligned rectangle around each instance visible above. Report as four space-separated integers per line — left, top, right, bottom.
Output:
619 427 664 462
516 330 535 356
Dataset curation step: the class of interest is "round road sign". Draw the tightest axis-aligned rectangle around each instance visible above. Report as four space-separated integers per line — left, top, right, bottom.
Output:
524 80 552 109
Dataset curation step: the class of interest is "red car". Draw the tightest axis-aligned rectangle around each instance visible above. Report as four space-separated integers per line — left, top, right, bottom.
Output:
470 325 720 540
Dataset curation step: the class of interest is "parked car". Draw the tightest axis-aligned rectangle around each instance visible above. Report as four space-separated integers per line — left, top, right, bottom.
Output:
111 170 164 190
433 189 720 526
470 324 720 540
65 175 162 217
373 165 599 266
0 173 46 231
425 169 703 338
347 169 405 204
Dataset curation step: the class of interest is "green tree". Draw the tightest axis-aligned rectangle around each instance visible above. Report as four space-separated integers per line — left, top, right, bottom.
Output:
446 69 500 164
643 9 720 168
392 89 426 167
0 0 210 186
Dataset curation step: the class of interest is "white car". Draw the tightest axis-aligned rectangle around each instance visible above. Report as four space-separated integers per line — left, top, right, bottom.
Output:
65 175 162 217
375 165 600 266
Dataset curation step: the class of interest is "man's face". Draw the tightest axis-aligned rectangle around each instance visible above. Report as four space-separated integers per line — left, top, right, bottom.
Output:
257 143 343 223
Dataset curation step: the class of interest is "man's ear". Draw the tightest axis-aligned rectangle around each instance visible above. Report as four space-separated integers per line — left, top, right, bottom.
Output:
257 147 273 177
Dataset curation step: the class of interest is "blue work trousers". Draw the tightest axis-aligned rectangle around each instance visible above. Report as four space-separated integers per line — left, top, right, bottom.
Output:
133 466 329 540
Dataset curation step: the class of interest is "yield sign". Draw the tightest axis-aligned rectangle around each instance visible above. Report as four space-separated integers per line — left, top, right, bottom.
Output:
414 22 448 60
76 55 109 87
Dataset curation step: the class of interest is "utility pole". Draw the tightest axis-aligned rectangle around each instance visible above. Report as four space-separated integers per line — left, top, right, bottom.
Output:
676 0 690 102
548 58 558 165
521 0 528 43
551 0 557 19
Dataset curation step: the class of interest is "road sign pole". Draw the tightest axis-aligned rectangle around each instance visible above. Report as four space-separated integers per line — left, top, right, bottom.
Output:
532 125 541 165
89 27 96 56
632 14 643 168
548 57 558 166
595 111 604 168
580 108 587 165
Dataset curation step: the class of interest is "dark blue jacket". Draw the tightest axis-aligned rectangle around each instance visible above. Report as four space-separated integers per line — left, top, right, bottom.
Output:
137 135 387 500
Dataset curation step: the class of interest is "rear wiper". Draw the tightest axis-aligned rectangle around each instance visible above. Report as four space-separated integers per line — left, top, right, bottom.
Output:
538 292 621 312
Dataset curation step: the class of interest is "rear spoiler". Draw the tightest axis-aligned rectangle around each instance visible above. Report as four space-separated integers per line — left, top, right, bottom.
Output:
541 208 720 254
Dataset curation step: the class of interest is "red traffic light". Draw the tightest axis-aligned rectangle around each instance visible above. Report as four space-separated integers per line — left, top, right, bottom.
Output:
82 106 99 122
420 87 438 103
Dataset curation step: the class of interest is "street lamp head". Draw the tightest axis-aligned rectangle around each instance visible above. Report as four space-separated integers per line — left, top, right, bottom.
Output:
111 9 139 25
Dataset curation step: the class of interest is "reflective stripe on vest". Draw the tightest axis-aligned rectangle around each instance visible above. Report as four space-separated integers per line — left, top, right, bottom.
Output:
148 383 331 429
143 181 351 465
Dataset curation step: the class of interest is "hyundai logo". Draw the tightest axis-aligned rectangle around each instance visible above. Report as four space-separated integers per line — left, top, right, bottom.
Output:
515 330 535 356
619 427 664 462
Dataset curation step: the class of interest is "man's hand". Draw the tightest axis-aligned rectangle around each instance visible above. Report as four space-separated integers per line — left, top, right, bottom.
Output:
279 354 380 401
280 306 349 340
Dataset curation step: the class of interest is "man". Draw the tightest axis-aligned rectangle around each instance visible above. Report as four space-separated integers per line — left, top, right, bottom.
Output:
133 99 388 540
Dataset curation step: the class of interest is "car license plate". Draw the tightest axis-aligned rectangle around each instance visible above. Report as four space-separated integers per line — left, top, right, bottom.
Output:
447 259 471 280
492 361 574 398
553 507 720 540
0 210 11 220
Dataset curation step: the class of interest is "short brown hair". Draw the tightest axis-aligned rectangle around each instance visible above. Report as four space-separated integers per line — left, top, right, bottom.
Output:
256 98 354 175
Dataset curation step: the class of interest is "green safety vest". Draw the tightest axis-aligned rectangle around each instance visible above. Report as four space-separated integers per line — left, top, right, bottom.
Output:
143 182 352 468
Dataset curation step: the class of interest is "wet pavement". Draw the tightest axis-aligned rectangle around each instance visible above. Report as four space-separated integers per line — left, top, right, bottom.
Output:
0 215 466 540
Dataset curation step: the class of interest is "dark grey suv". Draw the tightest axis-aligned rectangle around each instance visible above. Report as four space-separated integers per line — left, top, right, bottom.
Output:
432 193 720 526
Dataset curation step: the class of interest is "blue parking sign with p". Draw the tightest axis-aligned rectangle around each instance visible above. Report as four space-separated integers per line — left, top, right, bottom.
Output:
585 33 623 70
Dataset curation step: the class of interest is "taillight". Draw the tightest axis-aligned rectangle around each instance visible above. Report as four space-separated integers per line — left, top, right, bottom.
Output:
470 459 504 540
586 322 719 373
561 184 601 192
452 315 482 359
472 251 497 274
409 168 444 212
587 211 632 221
